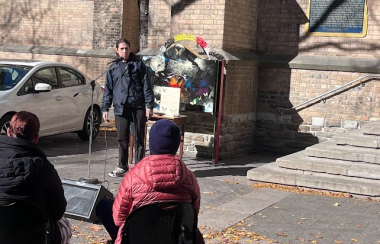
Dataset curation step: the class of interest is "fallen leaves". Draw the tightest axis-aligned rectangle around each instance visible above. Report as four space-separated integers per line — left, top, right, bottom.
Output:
252 183 350 198
202 225 279 244
277 231 287 237
89 225 103 231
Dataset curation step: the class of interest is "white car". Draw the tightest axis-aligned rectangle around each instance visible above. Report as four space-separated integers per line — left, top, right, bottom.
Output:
0 59 103 140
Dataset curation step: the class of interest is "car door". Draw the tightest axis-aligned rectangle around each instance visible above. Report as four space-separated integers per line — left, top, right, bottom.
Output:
18 67 65 135
58 67 90 131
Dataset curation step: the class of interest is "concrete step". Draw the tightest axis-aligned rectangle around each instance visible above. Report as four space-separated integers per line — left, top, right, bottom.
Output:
276 151 380 180
305 141 380 164
247 162 380 197
333 130 380 149
361 121 380 136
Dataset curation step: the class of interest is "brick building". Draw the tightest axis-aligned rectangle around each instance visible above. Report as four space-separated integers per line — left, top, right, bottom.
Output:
0 0 378 159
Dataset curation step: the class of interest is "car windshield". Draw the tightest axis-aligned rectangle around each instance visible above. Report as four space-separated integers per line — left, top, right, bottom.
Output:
0 65 32 91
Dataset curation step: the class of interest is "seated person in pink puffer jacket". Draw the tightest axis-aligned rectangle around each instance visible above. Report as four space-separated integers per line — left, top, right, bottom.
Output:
96 119 204 244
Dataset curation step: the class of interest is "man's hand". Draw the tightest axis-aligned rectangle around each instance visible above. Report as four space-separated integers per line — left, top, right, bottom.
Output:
103 111 109 122
146 108 153 120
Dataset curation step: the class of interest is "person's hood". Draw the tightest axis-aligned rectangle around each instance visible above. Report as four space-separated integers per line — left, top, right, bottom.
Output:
0 135 46 186
139 154 185 190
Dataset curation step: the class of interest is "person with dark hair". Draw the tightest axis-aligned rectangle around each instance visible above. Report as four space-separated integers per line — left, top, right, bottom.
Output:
0 111 71 244
102 37 154 177
96 119 204 244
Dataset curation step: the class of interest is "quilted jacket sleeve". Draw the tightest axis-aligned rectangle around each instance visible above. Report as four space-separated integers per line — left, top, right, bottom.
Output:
112 173 133 227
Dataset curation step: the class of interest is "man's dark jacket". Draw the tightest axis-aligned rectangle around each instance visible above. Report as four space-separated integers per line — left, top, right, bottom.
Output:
101 53 154 115
0 135 67 244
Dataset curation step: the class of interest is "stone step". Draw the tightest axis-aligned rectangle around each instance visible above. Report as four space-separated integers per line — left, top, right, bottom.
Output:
361 121 380 136
305 141 380 164
276 151 380 180
333 130 380 149
247 162 380 197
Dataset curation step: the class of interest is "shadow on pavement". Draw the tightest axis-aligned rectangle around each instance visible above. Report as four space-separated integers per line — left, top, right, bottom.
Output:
37 132 118 157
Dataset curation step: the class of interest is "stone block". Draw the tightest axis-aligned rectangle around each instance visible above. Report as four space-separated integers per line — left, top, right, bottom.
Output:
312 117 325 127
267 131 295 140
256 121 285 130
342 120 358 129
277 114 292 123
310 126 322 131
298 125 310 132
256 112 277 121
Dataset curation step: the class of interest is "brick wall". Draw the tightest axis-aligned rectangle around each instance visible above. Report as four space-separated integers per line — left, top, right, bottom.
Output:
122 0 140 52
148 0 172 48
93 0 123 50
254 0 380 154
255 66 380 154
257 0 380 58
0 0 94 48
218 61 258 158
257 0 307 55
223 0 258 51
149 0 226 49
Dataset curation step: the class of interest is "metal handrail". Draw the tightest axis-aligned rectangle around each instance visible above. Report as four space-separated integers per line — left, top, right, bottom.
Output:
276 74 380 112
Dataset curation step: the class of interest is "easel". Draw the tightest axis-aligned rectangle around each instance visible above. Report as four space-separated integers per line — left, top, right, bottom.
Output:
128 114 187 163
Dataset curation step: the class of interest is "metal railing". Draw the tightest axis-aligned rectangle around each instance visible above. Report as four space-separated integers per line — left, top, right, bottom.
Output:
276 74 380 114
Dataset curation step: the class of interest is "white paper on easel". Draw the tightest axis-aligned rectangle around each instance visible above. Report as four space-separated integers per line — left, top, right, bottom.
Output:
160 86 181 116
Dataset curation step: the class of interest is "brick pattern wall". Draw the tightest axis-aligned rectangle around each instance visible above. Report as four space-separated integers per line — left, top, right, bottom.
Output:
93 0 123 50
148 0 226 49
223 0 258 51
148 0 172 48
122 0 140 53
223 61 258 116
254 0 380 154
257 0 380 58
0 0 94 49
256 0 307 55
255 67 380 154
219 61 258 158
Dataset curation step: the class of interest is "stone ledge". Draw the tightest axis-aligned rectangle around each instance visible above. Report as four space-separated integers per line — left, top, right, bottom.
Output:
258 53 380 74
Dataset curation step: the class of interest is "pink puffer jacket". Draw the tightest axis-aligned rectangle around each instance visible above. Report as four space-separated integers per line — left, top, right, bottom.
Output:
112 154 201 244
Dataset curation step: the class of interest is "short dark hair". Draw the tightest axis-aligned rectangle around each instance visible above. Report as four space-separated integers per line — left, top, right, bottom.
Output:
8 111 40 141
116 38 131 48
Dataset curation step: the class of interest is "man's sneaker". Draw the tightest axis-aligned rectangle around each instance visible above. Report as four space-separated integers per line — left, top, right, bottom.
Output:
108 167 127 178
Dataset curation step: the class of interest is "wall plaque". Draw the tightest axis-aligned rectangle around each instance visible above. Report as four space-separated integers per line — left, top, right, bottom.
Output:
305 0 368 37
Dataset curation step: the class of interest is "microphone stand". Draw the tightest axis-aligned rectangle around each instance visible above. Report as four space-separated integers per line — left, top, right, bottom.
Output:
77 58 121 184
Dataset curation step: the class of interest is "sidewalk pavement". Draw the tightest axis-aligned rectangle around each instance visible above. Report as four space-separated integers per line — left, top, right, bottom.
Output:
38 133 380 244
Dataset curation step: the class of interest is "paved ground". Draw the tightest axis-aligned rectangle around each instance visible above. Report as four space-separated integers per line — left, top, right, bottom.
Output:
38 132 380 244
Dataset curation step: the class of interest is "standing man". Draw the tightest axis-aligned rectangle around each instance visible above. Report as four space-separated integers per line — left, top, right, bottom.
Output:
102 38 154 178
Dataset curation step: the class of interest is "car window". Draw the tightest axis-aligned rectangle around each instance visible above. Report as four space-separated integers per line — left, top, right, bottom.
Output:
59 67 85 87
17 78 35 96
0 66 30 91
32 67 59 89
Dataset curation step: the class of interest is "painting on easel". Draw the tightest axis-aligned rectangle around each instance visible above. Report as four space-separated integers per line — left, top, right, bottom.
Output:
142 42 219 114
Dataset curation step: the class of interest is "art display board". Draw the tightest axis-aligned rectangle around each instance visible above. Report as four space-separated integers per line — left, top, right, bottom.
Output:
142 44 219 114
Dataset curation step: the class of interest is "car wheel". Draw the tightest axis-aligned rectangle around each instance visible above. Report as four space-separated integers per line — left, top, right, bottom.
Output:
0 115 13 136
77 108 100 141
